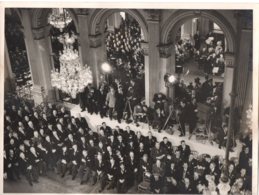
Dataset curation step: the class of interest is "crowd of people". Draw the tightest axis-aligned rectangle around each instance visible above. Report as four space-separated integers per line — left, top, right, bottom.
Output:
5 15 33 96
106 17 145 80
175 30 226 76
4 94 252 194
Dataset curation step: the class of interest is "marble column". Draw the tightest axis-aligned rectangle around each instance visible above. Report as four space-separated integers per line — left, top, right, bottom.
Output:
234 29 252 109
141 42 150 106
33 28 56 103
76 9 91 67
199 17 210 39
21 9 44 104
222 52 235 109
89 34 106 88
4 38 16 92
114 12 122 29
158 43 174 98
145 10 161 107
181 20 192 40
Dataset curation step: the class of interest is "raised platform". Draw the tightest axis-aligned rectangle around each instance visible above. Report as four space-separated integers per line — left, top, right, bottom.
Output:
69 104 241 159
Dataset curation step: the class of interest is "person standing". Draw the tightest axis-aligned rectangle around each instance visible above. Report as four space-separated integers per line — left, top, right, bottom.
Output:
115 86 125 123
106 87 117 120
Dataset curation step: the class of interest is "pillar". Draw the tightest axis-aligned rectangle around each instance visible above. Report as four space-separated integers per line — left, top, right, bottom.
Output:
76 9 91 67
141 42 150 106
89 33 106 88
181 20 192 40
21 9 43 104
199 17 210 39
33 29 56 103
145 10 161 107
235 29 252 110
192 18 198 36
158 43 174 97
21 9 55 104
222 52 235 109
4 38 16 92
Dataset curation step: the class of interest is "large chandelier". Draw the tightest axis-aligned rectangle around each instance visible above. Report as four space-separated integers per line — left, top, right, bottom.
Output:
51 32 93 98
48 8 72 31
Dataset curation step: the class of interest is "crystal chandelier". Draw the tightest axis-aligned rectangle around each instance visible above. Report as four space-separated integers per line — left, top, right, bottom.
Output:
51 32 93 99
48 8 72 31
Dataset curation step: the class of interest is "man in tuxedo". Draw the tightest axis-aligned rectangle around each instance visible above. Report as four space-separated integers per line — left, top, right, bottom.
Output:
125 151 139 187
99 156 118 192
92 153 106 185
218 124 228 149
75 113 89 130
163 162 179 193
138 154 152 183
160 137 172 155
28 146 41 183
115 86 125 123
178 100 188 136
68 144 81 180
18 152 34 186
145 131 157 153
78 149 93 185
117 162 128 193
57 145 69 177
150 142 166 163
178 140 191 163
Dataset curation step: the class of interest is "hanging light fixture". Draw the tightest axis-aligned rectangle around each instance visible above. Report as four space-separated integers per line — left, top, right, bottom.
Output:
48 8 72 32
49 8 93 99
51 32 93 99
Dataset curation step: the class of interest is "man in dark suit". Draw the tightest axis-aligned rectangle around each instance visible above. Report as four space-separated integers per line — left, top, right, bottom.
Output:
78 149 93 185
178 140 191 163
18 152 34 186
93 153 106 185
218 124 228 149
145 131 157 153
125 151 139 187
115 86 125 123
178 100 188 136
75 114 89 130
160 137 172 155
117 162 128 193
57 145 69 177
68 144 81 180
99 156 118 192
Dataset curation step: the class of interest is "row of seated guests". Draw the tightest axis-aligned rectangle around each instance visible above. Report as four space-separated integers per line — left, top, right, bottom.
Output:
4 97 252 194
175 31 225 76
194 31 225 75
106 18 144 79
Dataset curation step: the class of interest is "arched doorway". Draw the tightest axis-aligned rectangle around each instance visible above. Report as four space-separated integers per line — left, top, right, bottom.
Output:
161 10 236 109
89 9 148 103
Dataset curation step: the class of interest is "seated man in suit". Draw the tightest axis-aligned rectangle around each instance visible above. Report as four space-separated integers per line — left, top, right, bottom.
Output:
178 140 191 163
117 162 128 193
99 156 118 192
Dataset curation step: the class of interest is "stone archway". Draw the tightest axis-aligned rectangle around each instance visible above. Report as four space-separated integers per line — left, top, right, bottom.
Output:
88 9 149 101
160 10 237 108
161 10 236 52
89 9 148 42
31 8 79 34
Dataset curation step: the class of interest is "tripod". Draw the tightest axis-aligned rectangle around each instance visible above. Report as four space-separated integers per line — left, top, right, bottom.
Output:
188 117 213 145
162 105 184 135
123 99 134 121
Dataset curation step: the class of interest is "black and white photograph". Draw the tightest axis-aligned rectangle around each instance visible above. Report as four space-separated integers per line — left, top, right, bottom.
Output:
1 3 258 194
